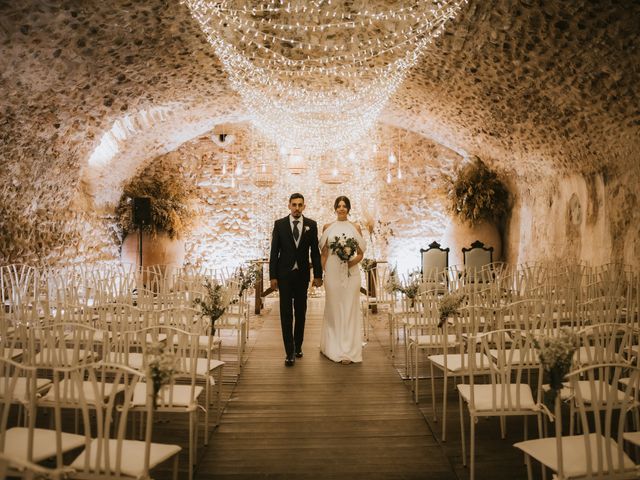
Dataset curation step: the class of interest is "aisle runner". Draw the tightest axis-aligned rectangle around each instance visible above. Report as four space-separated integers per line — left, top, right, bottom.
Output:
196 297 456 480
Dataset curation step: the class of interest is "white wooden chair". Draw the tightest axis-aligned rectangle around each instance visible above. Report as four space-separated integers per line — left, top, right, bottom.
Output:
407 290 456 403
67 362 182 479
131 326 210 479
0 358 84 478
514 363 639 480
427 305 495 441
458 329 544 480
0 451 61 480
214 280 246 377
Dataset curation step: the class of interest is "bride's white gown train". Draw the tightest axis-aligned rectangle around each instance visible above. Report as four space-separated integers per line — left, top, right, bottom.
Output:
319 221 366 363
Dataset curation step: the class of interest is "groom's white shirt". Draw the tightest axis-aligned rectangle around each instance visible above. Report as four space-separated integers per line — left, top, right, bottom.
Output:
288 214 303 269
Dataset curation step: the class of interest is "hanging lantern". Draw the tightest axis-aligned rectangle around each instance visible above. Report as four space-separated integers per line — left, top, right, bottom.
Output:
319 158 352 185
254 162 275 187
286 148 306 174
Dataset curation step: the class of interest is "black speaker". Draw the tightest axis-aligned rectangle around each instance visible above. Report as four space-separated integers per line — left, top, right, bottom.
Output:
132 197 152 226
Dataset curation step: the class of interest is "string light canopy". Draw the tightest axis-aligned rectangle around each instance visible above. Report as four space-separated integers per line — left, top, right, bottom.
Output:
184 0 467 155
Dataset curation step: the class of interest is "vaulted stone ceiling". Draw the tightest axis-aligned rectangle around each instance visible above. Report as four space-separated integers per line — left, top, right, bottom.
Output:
1 0 638 267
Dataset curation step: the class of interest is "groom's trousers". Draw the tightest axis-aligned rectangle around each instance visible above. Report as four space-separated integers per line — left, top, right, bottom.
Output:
278 268 309 357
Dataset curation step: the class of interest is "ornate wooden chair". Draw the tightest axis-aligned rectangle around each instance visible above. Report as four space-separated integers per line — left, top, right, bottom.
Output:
462 240 494 284
420 241 449 294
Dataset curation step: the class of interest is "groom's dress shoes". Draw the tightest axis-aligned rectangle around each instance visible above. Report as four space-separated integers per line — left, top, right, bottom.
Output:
295 351 303 358
285 355 295 367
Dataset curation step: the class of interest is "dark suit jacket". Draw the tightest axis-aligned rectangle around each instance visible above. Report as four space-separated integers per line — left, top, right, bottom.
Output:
269 216 322 281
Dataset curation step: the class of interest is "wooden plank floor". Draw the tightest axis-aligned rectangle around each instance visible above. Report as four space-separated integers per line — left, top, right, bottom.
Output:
194 298 456 480
150 296 537 480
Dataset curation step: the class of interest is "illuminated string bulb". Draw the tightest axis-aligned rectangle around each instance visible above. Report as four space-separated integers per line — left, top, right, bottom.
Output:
184 0 467 154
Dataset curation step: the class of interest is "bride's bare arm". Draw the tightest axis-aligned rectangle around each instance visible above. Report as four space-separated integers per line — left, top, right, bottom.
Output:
348 223 364 268
321 223 330 269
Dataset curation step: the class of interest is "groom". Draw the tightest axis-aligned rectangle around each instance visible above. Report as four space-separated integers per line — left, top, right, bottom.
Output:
269 193 323 366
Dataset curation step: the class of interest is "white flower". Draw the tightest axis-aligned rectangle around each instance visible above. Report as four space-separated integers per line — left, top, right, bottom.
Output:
304 226 310 232
344 247 352 255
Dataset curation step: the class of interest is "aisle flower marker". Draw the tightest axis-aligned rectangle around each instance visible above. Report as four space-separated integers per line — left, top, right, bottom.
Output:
147 341 176 409
237 263 259 297
360 258 376 272
437 292 466 328
534 327 579 411
193 278 232 335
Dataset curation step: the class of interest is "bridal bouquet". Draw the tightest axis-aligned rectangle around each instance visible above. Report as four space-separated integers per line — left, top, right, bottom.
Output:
329 234 358 262
329 234 358 276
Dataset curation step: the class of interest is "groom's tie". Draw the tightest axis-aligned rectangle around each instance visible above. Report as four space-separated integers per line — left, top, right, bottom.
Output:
292 220 300 241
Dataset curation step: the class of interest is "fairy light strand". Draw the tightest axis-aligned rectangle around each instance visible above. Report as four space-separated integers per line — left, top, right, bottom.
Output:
184 0 466 154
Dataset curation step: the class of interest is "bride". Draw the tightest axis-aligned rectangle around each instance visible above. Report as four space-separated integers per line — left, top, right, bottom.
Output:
319 196 366 364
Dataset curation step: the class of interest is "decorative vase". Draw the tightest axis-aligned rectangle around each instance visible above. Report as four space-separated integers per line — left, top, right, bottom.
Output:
442 217 502 267
121 230 185 268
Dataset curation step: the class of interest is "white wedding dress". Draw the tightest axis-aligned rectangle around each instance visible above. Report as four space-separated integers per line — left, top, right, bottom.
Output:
319 220 366 363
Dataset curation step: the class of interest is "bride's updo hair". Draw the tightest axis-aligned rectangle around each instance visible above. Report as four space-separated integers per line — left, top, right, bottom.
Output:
334 195 351 212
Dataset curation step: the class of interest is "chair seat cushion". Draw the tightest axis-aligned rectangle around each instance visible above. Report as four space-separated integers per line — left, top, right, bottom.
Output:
428 353 493 372
573 380 628 404
198 335 222 349
70 438 181 477
0 377 51 399
131 383 204 408
410 334 457 346
488 348 539 365
457 383 537 411
103 352 144 370
2 348 24 360
575 345 624 365
514 433 636 478
623 432 640 447
179 358 225 378
40 380 125 405
5 427 85 463
33 348 95 366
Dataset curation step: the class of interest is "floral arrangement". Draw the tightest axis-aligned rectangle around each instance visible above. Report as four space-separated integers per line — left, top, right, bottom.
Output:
147 342 176 409
399 270 422 299
329 234 358 262
115 170 198 240
384 268 421 300
237 263 259 296
193 278 232 334
437 292 466 327
442 156 509 226
360 258 376 272
534 327 579 409
384 266 401 294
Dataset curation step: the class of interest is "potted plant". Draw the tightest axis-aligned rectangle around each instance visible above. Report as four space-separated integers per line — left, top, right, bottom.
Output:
116 171 197 268
442 157 509 265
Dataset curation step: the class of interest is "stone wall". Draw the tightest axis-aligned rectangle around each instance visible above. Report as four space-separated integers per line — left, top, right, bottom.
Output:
1 0 638 271
504 166 640 268
102 124 462 273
